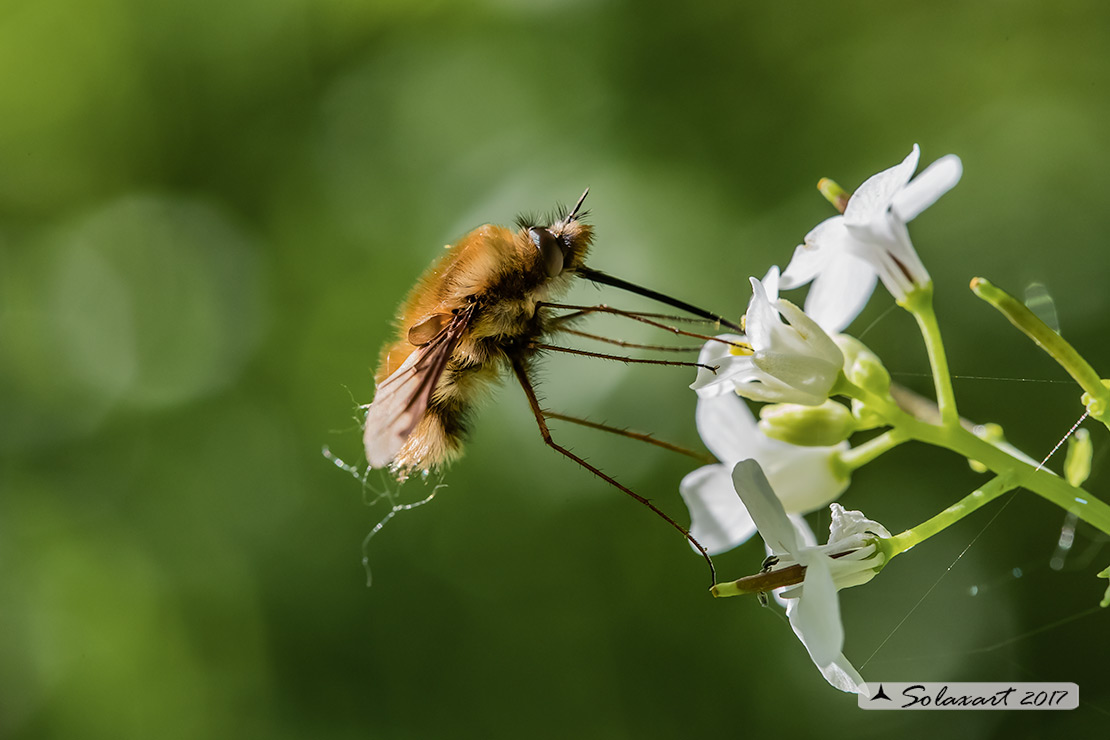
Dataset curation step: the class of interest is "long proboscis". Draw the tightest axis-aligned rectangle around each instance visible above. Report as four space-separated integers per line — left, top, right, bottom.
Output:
575 265 743 333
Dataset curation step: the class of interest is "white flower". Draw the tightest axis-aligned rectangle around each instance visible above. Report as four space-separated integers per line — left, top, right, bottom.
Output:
731 459 890 695
782 144 963 311
692 272 844 406
679 387 850 555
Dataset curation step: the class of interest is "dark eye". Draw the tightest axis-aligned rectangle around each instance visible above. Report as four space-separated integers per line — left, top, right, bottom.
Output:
529 227 564 278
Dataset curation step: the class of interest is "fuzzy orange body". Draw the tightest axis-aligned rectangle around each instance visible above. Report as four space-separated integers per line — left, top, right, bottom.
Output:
364 206 593 476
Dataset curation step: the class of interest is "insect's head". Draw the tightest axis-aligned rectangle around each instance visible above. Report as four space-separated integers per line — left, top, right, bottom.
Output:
520 188 593 279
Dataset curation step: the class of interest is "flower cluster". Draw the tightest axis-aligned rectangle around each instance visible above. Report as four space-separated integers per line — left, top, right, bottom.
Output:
684 145 961 694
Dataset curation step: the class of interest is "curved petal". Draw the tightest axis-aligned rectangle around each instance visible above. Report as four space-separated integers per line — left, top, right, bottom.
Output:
844 216 928 300
744 277 779 350
803 254 878 334
892 154 963 222
680 464 758 554
774 300 843 365
828 503 892 541
751 351 841 405
803 216 853 252
762 444 850 513
694 390 760 464
844 145 920 224
690 334 747 397
691 354 748 397
760 265 781 300
730 460 798 555
780 243 826 290
732 368 826 405
790 555 843 668
816 653 869 695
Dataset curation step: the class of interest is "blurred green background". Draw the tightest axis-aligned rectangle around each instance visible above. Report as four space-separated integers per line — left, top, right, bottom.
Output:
3 0 1109 737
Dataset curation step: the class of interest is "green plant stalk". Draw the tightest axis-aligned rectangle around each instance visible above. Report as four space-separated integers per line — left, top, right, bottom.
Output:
884 475 1018 556
902 285 959 427
971 277 1110 425
837 429 908 471
848 382 1110 542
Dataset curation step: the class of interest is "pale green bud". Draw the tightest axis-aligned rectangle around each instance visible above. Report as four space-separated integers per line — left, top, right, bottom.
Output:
850 398 885 430
1064 428 1093 488
835 335 891 395
968 423 1004 474
758 399 857 447
817 177 850 214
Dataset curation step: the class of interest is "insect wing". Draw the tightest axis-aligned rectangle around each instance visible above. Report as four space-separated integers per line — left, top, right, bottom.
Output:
363 310 469 468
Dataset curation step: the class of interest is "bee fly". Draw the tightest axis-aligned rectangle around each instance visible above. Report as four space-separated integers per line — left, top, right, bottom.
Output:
363 190 742 581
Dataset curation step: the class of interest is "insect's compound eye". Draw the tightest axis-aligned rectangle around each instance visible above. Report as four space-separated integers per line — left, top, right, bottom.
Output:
529 227 564 278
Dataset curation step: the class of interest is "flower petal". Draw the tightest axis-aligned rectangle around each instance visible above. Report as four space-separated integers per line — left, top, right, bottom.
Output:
744 277 780 350
844 144 920 224
694 389 759 464
690 334 747 397
760 265 781 300
731 366 828 405
771 514 819 608
774 300 843 365
802 253 878 334
761 445 850 514
730 460 799 555
750 351 842 405
816 652 870 695
679 464 758 554
828 502 892 541
891 154 963 222
789 554 843 668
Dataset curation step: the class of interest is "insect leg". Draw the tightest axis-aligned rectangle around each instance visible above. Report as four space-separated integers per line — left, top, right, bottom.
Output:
549 327 702 353
545 307 717 328
510 356 717 586
542 411 716 464
538 302 750 351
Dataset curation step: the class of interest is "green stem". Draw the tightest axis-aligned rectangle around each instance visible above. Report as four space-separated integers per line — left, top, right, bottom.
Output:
838 429 907 471
971 277 1110 426
885 475 1018 557
902 285 959 427
852 383 1110 539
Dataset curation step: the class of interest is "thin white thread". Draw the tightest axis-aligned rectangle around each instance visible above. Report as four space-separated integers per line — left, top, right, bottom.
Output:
891 371 1073 385
360 484 442 587
1034 410 1089 473
855 303 899 341
322 446 443 586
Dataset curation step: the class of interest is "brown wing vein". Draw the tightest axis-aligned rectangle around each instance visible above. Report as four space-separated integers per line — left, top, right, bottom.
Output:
363 305 475 468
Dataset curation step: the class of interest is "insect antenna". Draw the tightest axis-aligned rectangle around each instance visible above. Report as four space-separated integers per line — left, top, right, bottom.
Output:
530 342 718 372
510 356 718 585
575 265 743 332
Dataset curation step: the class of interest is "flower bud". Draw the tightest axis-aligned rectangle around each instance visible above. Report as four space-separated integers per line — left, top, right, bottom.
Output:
850 398 884 430
1064 428 1093 488
817 177 850 214
759 400 857 447
835 335 891 395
